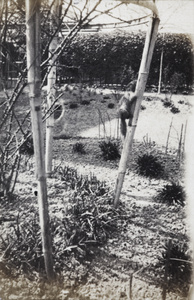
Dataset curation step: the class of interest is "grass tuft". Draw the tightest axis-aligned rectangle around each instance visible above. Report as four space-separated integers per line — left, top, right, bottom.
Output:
72 142 86 154
136 153 164 178
99 140 120 161
156 182 186 206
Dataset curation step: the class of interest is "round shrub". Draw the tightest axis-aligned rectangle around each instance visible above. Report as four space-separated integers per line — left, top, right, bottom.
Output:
156 182 186 206
136 154 164 178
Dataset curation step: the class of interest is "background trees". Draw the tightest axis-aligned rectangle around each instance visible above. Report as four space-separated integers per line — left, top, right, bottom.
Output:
59 31 193 90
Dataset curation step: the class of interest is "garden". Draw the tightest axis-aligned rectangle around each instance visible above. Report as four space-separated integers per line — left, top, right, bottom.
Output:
0 83 193 299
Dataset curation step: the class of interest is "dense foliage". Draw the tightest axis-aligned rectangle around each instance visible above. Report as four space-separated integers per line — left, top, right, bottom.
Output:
59 31 193 90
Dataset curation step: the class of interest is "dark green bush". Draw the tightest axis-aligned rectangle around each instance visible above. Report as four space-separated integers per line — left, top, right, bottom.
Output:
99 140 120 161
136 154 164 178
156 182 186 206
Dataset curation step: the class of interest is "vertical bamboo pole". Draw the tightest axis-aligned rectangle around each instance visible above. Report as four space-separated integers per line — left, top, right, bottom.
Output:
26 0 54 280
46 0 60 177
114 16 160 207
158 33 164 94
158 48 163 94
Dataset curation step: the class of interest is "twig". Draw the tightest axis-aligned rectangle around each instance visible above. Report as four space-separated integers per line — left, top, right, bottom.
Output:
165 118 173 154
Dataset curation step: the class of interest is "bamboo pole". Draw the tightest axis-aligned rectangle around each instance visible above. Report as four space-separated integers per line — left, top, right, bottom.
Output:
114 16 160 207
26 0 54 280
158 33 164 94
46 0 60 177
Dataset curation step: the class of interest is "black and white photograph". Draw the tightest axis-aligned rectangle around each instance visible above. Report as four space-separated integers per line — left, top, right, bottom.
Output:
0 0 194 299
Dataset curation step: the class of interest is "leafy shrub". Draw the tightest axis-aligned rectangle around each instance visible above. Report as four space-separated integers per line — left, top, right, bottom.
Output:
156 182 186 206
107 103 115 109
136 154 164 178
19 136 34 156
159 241 192 295
69 103 78 109
99 140 120 161
170 105 180 114
72 142 86 154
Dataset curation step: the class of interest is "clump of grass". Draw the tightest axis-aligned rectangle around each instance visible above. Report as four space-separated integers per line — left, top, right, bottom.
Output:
170 105 180 114
19 136 34 156
159 241 192 295
163 100 173 108
99 140 120 161
136 153 164 178
69 103 78 109
107 103 115 109
156 182 186 206
56 165 107 196
0 209 44 276
72 142 86 154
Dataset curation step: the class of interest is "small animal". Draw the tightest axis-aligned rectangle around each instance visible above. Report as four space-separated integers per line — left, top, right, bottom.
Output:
118 94 137 141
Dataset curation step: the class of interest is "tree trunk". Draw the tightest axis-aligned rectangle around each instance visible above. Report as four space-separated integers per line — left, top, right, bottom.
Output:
25 0 54 280
114 16 160 207
46 0 60 177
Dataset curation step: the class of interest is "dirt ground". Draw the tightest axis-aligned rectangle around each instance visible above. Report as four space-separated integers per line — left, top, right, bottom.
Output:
0 86 193 300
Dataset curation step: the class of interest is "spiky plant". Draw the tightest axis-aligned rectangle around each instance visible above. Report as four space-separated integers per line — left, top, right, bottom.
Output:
136 153 164 178
156 182 186 206
160 241 192 295
99 140 120 161
72 142 86 154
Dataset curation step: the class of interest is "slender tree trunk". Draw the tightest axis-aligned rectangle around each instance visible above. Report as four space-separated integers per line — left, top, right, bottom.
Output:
114 16 160 207
46 0 60 177
26 0 54 280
